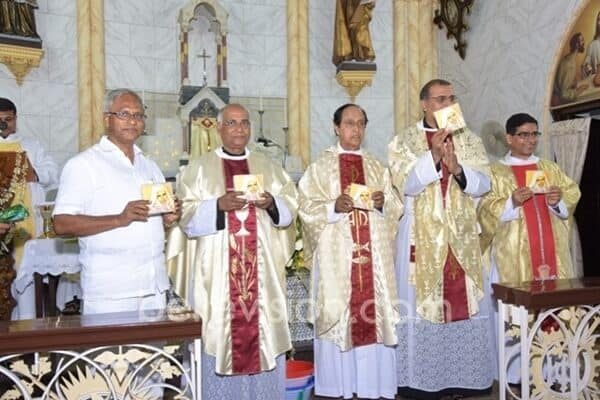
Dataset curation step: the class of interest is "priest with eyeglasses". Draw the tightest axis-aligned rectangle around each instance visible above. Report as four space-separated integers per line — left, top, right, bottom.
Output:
170 103 298 400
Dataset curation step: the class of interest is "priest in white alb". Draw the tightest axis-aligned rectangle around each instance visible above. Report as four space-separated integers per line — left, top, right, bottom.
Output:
299 104 403 399
175 103 298 400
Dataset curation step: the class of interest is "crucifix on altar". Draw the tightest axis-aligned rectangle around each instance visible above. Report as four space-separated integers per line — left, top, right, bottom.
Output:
197 48 211 87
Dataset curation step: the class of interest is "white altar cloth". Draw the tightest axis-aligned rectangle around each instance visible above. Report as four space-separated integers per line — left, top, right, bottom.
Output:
11 238 81 320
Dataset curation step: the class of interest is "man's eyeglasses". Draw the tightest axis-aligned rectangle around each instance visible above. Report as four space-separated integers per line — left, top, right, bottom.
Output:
341 120 367 129
513 131 542 139
106 111 147 122
223 119 251 129
428 95 457 104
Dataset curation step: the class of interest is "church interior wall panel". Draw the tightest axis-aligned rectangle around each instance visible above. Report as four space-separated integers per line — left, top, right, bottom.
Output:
104 0 155 26
104 21 131 56
49 116 79 155
48 49 77 85
0 3 79 169
308 0 395 163
19 114 50 151
155 59 179 93
438 0 582 157
130 25 156 58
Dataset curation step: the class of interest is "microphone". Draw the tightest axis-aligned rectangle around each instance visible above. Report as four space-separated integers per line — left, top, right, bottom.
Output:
0 120 7 133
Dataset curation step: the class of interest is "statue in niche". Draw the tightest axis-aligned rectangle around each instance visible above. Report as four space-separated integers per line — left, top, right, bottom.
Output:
332 0 376 66
0 0 39 38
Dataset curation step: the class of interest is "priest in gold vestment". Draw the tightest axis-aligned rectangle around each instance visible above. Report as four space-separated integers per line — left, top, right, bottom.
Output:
299 104 402 399
0 98 58 320
478 113 580 384
388 80 495 398
175 104 297 400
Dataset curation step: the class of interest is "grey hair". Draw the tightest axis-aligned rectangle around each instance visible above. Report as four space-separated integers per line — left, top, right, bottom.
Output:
103 89 143 112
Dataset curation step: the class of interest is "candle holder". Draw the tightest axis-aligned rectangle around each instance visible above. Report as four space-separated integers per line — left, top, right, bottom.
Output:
37 202 55 239
282 126 289 156
257 109 265 141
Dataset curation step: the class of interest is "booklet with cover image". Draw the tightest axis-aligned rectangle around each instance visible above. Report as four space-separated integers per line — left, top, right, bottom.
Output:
349 183 374 211
433 102 466 133
233 174 265 201
526 170 549 193
142 182 176 215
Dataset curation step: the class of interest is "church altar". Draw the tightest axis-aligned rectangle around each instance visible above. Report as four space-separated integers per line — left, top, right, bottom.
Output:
0 310 202 399
12 238 81 320
493 278 600 400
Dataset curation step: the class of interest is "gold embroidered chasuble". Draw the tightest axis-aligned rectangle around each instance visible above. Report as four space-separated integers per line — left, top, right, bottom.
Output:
299 146 403 350
175 150 298 375
478 158 580 283
0 142 35 266
388 124 490 323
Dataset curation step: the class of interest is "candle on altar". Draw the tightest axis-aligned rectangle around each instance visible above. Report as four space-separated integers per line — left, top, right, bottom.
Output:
283 98 287 127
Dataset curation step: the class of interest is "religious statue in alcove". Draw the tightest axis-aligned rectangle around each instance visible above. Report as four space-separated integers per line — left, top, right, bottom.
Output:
0 0 43 85
0 0 40 40
332 0 377 101
332 0 376 66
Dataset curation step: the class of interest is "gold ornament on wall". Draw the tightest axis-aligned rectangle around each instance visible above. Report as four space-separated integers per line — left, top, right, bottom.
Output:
434 0 474 59
0 43 43 85
335 68 376 102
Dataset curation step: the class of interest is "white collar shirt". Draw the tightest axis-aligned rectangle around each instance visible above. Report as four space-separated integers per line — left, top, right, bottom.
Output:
53 136 169 300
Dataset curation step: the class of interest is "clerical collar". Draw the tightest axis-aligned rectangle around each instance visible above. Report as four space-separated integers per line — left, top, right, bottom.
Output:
418 119 438 132
501 152 539 166
216 146 250 160
337 142 362 155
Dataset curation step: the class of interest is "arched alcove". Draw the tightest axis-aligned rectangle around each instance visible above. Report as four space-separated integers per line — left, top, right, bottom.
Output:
545 0 600 121
178 0 229 87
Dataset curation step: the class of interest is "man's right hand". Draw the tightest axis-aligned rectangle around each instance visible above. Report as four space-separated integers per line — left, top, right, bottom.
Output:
117 200 150 226
430 129 451 164
334 194 354 214
218 191 247 211
511 187 533 207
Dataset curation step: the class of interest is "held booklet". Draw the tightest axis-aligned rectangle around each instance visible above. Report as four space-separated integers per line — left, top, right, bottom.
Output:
349 183 374 211
141 182 176 215
433 102 467 133
233 174 265 201
526 170 549 194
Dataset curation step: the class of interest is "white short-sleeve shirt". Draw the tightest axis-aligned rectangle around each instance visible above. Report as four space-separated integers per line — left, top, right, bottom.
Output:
53 136 170 300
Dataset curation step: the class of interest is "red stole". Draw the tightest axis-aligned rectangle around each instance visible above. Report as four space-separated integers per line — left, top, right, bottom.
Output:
425 132 469 322
339 154 377 347
222 158 261 374
511 164 558 280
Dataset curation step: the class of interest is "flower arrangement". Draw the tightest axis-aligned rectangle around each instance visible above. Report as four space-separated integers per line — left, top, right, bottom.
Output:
285 218 307 277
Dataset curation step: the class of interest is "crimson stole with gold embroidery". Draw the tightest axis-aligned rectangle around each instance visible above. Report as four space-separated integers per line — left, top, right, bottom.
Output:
511 164 558 279
222 158 261 373
339 153 377 346
425 132 469 322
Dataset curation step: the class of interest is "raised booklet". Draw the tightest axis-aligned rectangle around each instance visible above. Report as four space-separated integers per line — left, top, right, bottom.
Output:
433 102 466 133
526 170 549 193
141 182 176 215
349 183 374 211
233 174 264 201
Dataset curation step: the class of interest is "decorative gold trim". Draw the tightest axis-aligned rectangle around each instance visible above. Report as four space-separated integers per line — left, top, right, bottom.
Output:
0 43 43 85
335 69 376 101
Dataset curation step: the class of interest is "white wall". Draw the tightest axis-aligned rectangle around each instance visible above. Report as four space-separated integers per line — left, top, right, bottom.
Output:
0 0 586 172
438 0 584 154
309 0 395 163
0 0 78 167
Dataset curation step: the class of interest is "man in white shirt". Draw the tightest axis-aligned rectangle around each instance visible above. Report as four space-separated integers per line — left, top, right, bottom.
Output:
53 89 180 315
